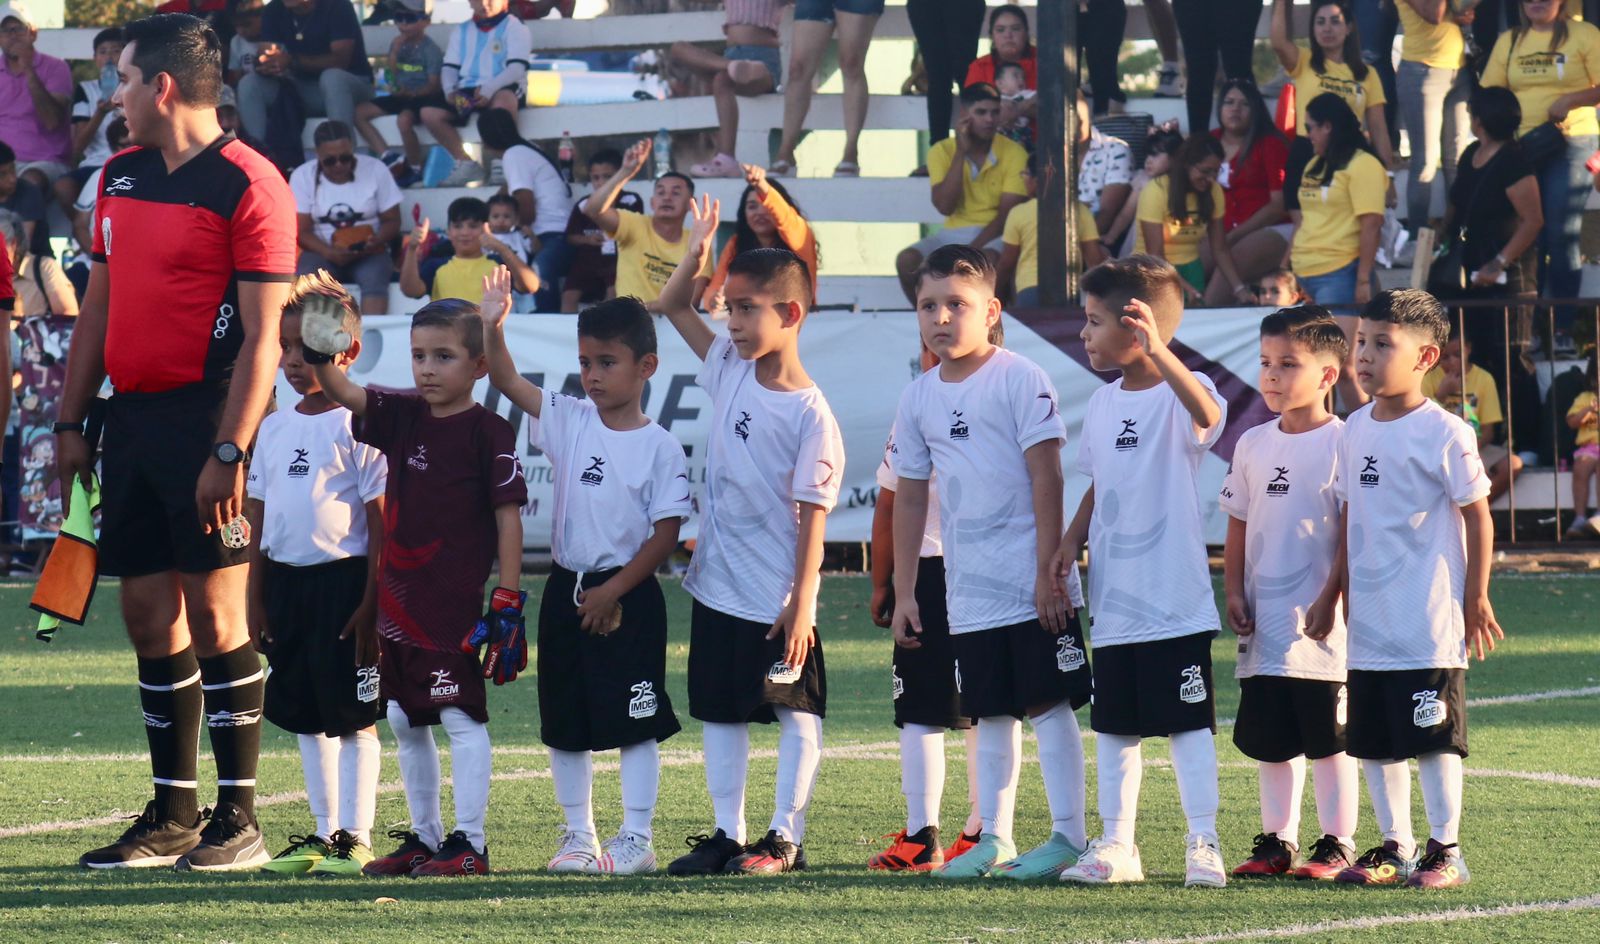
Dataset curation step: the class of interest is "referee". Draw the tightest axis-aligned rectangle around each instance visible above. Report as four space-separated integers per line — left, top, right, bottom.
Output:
57 14 296 872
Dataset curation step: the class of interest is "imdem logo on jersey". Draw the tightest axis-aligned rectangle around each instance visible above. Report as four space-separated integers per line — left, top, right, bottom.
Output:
429 669 460 700
1266 467 1290 497
1177 665 1208 704
1055 636 1086 673
408 445 429 471
287 447 311 479
891 666 904 700
1359 456 1380 488
355 666 380 704
627 681 658 719
949 410 970 440
581 456 606 486
734 411 752 441
1115 418 1139 451
767 661 802 685
1412 689 1448 728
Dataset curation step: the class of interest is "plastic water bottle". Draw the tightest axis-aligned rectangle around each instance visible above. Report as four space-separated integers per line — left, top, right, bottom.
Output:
653 127 672 177
558 131 575 183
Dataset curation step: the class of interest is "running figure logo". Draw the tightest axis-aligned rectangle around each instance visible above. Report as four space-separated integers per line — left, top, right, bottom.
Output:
949 410 969 440
1115 418 1139 451
1360 456 1380 488
429 669 460 699
1056 636 1086 672
734 411 752 441
581 456 605 486
1178 665 1207 704
1412 689 1448 728
288 447 310 479
1266 466 1290 496
628 681 658 719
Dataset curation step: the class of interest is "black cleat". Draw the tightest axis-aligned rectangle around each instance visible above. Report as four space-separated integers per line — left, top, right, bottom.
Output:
666 828 745 876
174 803 270 872
79 801 203 869
724 830 807 874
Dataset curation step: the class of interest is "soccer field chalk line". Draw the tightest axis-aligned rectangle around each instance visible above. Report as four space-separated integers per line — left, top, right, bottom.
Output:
1115 892 1600 944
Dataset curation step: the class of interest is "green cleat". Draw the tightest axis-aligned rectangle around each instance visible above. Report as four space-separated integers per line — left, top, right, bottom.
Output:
260 834 329 875
932 833 1016 880
308 830 372 876
992 832 1085 881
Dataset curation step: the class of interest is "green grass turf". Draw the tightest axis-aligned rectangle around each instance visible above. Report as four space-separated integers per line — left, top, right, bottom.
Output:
2 573 1598 943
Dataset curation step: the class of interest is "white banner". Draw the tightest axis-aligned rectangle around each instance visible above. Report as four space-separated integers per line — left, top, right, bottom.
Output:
291 308 1277 547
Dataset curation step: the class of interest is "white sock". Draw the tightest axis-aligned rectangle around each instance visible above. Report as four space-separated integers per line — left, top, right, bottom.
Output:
619 739 660 841
549 748 596 840
1361 758 1415 858
1097 733 1142 847
338 728 381 846
974 716 1022 842
1030 700 1087 848
1417 750 1463 846
440 707 491 851
1170 729 1220 839
386 700 443 849
702 722 749 843
1313 752 1359 845
962 726 982 836
900 724 945 834
771 708 823 843
1258 756 1306 844
297 733 339 840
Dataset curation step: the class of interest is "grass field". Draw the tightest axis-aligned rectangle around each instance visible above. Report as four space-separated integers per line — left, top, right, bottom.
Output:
2 573 1599 944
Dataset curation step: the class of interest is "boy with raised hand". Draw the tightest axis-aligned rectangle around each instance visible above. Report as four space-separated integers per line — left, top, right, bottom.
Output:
582 138 713 308
1333 289 1502 890
1055 254 1230 889
248 272 387 878
1219 305 1360 881
301 292 528 878
400 197 539 304
888 245 1092 882
656 195 845 876
480 267 689 875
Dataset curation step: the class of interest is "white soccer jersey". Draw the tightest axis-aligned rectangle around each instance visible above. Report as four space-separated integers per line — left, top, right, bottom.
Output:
246 406 388 566
72 79 119 168
532 391 692 574
684 335 846 623
1335 400 1489 671
876 424 942 559
1076 375 1228 647
891 348 1066 634
1219 418 1347 681
442 16 533 97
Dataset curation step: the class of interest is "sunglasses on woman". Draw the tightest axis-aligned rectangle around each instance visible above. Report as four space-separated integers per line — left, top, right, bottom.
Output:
393 11 424 23
321 153 356 167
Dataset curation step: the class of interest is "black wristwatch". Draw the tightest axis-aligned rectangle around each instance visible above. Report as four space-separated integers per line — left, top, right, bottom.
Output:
213 441 248 465
53 420 85 435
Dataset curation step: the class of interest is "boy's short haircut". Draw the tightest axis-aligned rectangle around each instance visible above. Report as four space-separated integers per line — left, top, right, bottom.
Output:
588 148 624 170
485 192 518 214
412 297 485 358
657 171 696 196
916 243 997 293
1361 288 1448 349
0 140 13 166
1081 254 1184 335
283 268 361 341
959 82 1002 106
447 196 489 226
578 296 657 358
1260 304 1347 363
94 27 124 50
727 247 813 311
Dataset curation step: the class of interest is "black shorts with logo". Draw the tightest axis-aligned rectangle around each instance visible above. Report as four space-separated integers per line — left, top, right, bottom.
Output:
1233 675 1348 763
1090 631 1217 738
687 600 826 724
379 635 489 726
1345 668 1468 760
537 564 681 752
951 617 1093 721
889 557 970 730
261 556 382 737
99 383 249 577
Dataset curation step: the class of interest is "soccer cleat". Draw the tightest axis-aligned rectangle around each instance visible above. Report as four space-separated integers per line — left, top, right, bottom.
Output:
1405 839 1471 888
79 801 203 869
547 830 601 873
174 803 271 872
363 830 437 876
724 830 807 874
1232 832 1298 877
411 830 490 876
1335 840 1417 886
438 158 485 187
666 829 745 876
1294 835 1356 881
932 833 1015 880
586 831 657 875
1184 833 1228 888
1060 837 1145 884
993 831 1085 881
867 826 944 872
308 830 372 876
260 834 329 875
942 830 980 863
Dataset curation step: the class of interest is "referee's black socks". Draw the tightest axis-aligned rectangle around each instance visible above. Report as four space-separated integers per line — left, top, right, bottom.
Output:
199 645 265 817
137 648 202 824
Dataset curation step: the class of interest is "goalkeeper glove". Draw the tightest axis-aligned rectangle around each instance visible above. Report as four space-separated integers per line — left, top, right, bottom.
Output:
297 291 355 365
463 587 528 686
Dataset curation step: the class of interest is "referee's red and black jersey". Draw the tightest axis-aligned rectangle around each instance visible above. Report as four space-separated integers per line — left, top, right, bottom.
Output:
92 136 296 394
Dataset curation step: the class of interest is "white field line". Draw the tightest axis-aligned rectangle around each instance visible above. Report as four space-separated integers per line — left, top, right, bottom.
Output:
1116 893 1600 944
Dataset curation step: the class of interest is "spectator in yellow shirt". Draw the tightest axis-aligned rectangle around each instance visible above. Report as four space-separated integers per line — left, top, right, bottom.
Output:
1424 324 1524 505
400 196 539 305
1132 134 1247 305
997 151 1105 307
583 138 713 308
1566 353 1599 537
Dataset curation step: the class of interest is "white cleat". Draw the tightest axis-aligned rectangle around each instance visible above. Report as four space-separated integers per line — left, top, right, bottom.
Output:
547 830 601 873
1060 837 1145 884
585 831 657 875
1185 832 1228 888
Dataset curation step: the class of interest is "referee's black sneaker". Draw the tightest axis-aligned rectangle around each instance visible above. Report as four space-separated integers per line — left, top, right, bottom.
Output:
175 803 270 872
666 829 745 876
79 801 203 869
724 830 807 875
